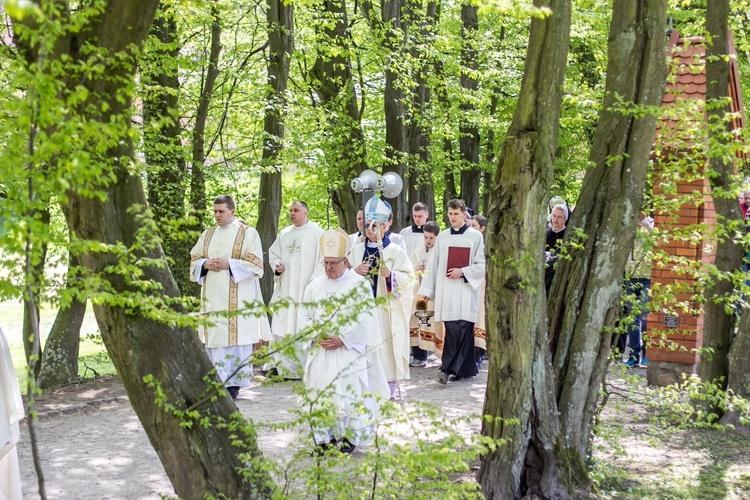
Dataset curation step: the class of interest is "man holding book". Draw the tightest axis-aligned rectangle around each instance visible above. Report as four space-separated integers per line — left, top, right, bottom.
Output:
418 199 485 385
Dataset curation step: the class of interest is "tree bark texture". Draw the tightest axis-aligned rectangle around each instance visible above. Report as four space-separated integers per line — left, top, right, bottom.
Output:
38 252 85 389
698 0 740 392
310 0 367 232
405 0 437 220
479 1 572 498
257 0 293 304
142 9 193 296
481 1 668 497
14 1 274 498
22 207 49 375
189 2 221 226
548 0 667 462
721 307 750 428
458 3 481 215
382 0 409 230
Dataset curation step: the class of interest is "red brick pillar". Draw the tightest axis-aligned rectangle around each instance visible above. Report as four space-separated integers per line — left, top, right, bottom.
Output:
646 174 715 386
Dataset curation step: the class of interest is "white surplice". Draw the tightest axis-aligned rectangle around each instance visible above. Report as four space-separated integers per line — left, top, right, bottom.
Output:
299 270 390 444
400 225 425 259
267 221 325 377
418 226 485 323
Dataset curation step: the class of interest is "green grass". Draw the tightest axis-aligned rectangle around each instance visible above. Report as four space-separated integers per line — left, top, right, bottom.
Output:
1 298 116 392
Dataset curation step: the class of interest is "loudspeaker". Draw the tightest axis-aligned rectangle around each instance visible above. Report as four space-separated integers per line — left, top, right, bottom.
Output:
350 169 379 192
380 172 403 199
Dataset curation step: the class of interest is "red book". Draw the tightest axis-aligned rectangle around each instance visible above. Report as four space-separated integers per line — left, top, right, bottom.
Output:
447 246 470 270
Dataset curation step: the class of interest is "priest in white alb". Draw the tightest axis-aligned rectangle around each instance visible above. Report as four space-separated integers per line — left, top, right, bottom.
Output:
190 195 271 400
300 228 390 454
265 201 325 379
350 197 415 399
419 198 485 385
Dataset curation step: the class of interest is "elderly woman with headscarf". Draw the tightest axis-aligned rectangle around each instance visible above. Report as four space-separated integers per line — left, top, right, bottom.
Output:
544 204 568 293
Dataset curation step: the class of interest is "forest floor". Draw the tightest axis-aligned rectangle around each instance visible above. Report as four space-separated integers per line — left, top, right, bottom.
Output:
16 361 750 499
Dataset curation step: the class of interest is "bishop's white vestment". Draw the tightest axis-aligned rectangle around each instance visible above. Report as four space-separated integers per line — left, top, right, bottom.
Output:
299 270 390 445
349 240 415 382
190 219 271 387
267 221 325 378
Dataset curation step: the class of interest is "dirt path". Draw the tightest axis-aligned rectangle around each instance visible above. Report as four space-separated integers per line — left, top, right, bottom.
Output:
17 364 750 499
17 358 487 499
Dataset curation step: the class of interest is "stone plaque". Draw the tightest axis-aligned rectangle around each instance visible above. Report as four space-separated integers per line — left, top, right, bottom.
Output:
664 315 679 328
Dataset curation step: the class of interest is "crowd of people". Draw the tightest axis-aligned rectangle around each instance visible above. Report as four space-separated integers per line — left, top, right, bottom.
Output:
189 195 487 452
189 192 661 452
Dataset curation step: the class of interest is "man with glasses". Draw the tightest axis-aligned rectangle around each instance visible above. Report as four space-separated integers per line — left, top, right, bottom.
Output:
300 228 389 454
264 201 325 380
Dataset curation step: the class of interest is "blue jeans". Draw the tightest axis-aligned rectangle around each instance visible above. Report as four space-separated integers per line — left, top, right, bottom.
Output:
623 278 650 363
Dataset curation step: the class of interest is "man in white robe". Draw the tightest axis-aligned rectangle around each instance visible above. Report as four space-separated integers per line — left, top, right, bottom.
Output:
419 199 485 385
265 201 325 379
348 209 365 247
350 197 414 398
0 327 23 500
190 195 271 399
300 228 389 454
400 201 431 258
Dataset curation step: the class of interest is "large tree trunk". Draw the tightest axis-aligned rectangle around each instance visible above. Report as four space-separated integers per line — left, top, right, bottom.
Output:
257 0 293 303
547 0 667 460
698 0 740 394
405 0 437 218
480 1 667 497
189 2 221 226
382 0 409 230
142 8 193 296
22 207 49 376
14 1 274 497
310 0 367 232
403 0 437 219
38 252 85 389
479 1 572 497
721 307 750 428
458 3 481 214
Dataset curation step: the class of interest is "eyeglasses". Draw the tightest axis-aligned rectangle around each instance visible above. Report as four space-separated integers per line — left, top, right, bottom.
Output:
321 257 347 267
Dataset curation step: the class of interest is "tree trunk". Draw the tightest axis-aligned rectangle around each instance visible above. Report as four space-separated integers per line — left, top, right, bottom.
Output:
382 0 409 230
189 2 222 226
481 1 667 497
22 207 49 377
721 307 750 428
698 0 739 394
458 3 481 214
310 0 367 232
479 1 572 497
257 0 293 303
142 8 193 296
405 0 437 219
38 252 85 389
547 0 667 462
14 1 274 497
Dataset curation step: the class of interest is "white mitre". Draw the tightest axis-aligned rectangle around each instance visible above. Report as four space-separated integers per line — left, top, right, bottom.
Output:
320 228 352 258
364 196 391 224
